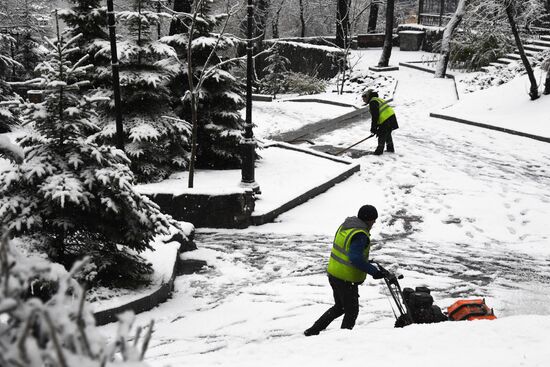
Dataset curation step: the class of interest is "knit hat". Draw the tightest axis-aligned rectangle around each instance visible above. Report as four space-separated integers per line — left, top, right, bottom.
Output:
362 89 376 101
358 205 378 221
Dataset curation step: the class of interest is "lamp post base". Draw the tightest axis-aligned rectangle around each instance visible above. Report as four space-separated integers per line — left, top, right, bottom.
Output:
241 140 260 194
240 180 261 194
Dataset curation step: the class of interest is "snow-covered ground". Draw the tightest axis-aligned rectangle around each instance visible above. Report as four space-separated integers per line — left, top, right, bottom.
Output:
437 68 550 139
93 48 550 366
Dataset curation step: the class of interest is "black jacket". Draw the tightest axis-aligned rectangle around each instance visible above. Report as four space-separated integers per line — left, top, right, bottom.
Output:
369 97 399 133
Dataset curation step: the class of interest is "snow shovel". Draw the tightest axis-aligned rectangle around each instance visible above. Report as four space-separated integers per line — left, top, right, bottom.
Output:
335 134 375 155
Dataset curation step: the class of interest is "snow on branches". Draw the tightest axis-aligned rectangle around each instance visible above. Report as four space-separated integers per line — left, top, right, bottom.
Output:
0 235 152 367
93 0 192 183
0 29 182 288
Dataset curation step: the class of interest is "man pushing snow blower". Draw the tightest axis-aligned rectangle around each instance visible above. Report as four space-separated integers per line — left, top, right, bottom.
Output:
304 204 394 336
303 204 496 335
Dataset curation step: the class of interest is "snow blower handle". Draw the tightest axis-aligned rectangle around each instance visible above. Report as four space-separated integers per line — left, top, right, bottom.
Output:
372 261 401 282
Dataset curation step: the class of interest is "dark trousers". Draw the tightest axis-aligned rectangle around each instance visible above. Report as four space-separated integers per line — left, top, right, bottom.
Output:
374 115 397 154
308 275 360 333
376 129 394 152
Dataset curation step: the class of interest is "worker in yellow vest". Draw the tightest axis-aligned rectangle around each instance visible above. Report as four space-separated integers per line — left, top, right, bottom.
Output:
362 89 399 155
304 205 394 336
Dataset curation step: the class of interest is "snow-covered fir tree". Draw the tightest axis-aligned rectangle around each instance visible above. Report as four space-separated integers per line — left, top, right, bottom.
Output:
0 33 21 133
1 0 50 81
95 0 192 182
0 26 179 288
0 236 152 367
58 0 109 82
260 45 290 98
162 0 246 169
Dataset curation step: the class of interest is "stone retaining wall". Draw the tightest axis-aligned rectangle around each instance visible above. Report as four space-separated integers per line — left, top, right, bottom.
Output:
146 191 255 229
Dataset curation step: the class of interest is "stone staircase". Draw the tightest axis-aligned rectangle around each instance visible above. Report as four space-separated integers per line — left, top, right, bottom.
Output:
481 35 550 72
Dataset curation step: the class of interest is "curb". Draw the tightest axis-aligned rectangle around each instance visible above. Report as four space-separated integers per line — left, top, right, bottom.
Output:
93 243 181 326
429 113 550 143
399 61 455 78
250 142 360 225
280 98 359 109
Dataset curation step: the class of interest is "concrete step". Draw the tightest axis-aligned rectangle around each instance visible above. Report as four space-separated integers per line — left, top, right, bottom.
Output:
494 57 518 65
524 44 548 53
504 53 521 60
531 39 550 48
521 49 539 56
541 35 550 42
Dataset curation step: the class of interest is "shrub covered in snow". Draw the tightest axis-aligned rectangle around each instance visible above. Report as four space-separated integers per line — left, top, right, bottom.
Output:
0 30 180 288
259 47 326 96
0 235 152 367
93 2 192 183
330 70 395 100
283 72 327 95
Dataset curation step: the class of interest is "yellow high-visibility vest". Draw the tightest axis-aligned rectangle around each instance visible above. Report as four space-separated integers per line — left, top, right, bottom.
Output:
327 226 371 283
372 97 395 125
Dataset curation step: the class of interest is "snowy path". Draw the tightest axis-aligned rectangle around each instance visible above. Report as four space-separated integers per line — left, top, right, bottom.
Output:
99 66 550 367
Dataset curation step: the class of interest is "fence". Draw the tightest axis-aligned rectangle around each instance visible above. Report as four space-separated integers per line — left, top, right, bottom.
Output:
417 0 459 26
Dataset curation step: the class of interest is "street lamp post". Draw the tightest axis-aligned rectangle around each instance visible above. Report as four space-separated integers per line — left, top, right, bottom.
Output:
241 0 260 193
106 0 124 150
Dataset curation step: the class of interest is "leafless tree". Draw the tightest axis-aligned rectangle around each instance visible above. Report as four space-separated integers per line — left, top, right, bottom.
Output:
377 0 395 67
336 0 351 47
271 0 286 38
543 57 550 94
298 0 306 37
330 0 372 93
169 0 192 35
504 0 539 100
367 0 379 32
435 0 467 77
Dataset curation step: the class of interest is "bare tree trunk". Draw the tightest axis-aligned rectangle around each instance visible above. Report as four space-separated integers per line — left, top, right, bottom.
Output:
378 0 395 67
336 0 351 48
504 1 539 100
367 1 379 33
186 1 201 189
272 0 285 38
169 0 192 36
255 0 270 42
435 0 467 78
544 68 550 95
156 0 162 39
299 0 306 37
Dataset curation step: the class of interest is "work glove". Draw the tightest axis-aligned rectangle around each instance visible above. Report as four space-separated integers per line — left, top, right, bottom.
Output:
370 127 378 135
377 266 396 281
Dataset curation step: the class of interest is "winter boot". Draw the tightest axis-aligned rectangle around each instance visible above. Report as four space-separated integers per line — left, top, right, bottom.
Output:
386 145 395 153
304 327 320 336
373 146 384 155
